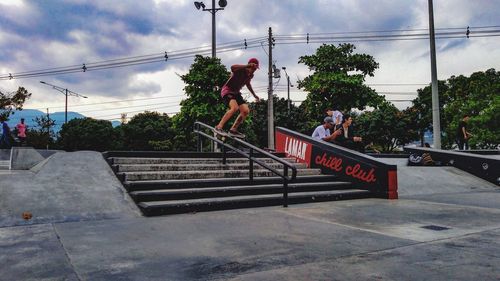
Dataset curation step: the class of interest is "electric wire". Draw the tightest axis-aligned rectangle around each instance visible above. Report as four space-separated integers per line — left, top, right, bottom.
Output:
1 26 498 81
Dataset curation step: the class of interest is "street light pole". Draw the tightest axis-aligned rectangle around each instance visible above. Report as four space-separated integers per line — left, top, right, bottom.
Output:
194 1 226 58
211 0 216 58
40 81 88 124
282 67 293 115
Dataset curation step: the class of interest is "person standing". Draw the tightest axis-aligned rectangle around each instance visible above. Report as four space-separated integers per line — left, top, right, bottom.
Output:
456 115 472 150
0 120 11 148
214 58 260 138
16 118 27 146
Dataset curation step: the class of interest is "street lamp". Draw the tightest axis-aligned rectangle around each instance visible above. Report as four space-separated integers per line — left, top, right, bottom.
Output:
282 67 294 115
40 81 88 124
194 0 227 58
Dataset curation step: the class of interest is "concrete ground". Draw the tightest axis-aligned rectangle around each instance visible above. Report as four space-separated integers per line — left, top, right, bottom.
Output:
1 152 499 280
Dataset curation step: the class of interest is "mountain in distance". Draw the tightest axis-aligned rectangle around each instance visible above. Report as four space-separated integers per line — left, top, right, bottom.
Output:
5 109 121 133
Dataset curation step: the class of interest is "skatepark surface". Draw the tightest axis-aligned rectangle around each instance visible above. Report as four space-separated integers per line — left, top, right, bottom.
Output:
1 151 499 280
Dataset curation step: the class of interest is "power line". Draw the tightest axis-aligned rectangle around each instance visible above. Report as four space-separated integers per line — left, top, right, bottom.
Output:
30 94 186 110
1 25 498 81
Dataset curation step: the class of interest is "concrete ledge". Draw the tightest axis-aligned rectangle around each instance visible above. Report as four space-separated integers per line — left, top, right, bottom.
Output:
10 147 45 170
404 147 500 186
9 147 61 170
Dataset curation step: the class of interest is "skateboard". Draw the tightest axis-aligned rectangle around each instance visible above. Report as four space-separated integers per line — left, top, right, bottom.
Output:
212 128 245 141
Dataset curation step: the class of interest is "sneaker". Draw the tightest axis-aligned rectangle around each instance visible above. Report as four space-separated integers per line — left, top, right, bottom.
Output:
228 129 245 138
213 127 227 136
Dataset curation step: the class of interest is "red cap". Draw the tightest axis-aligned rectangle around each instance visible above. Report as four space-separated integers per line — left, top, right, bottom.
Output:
248 58 260 69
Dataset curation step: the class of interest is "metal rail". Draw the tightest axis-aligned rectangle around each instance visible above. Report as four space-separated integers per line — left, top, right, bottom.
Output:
194 121 297 207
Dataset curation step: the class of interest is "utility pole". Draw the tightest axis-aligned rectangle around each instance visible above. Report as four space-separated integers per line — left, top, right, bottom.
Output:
40 81 88 124
428 0 441 149
267 27 274 150
282 67 292 115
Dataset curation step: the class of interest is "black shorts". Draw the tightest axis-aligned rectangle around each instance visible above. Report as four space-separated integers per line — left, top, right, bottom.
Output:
223 93 247 107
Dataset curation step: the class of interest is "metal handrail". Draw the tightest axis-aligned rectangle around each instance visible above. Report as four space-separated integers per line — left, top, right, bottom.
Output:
194 121 297 207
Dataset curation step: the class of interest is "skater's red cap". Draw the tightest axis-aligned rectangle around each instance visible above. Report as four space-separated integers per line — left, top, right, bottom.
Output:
248 58 260 69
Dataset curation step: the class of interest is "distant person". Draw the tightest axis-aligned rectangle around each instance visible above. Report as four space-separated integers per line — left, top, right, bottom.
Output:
335 114 364 152
456 115 472 150
213 58 261 138
421 142 435 166
332 109 343 126
16 118 27 146
0 120 11 148
312 116 341 142
324 107 343 126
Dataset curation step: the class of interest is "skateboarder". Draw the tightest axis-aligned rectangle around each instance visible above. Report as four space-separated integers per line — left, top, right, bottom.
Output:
214 58 260 138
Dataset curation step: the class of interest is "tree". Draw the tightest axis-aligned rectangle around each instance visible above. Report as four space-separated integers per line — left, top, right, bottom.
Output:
442 69 499 148
356 102 418 152
248 96 309 148
409 69 499 149
171 55 230 150
121 111 175 151
297 43 385 123
58 118 117 151
406 80 449 146
26 114 56 149
0 87 31 121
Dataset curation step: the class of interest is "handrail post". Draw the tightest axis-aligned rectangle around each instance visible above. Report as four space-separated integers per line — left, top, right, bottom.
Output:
196 123 201 152
283 167 288 207
222 144 226 165
249 148 254 181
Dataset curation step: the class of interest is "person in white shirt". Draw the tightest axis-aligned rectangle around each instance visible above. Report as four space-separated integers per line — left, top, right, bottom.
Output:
325 107 343 126
312 116 341 142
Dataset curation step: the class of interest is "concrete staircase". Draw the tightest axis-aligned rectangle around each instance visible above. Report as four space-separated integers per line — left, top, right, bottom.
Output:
0 160 9 170
106 152 372 216
0 149 10 170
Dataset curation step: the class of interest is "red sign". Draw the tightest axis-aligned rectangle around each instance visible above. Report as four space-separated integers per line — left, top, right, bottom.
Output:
276 131 312 167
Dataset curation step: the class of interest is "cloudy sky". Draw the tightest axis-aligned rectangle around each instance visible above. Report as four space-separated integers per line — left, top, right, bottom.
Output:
0 0 498 121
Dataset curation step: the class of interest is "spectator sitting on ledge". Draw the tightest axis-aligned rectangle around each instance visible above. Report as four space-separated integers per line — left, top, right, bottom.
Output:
311 116 341 142
334 114 364 152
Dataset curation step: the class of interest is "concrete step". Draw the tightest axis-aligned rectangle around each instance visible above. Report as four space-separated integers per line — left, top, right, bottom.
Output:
110 157 298 165
120 168 322 181
123 174 342 192
114 162 307 172
0 160 9 170
138 189 372 216
130 181 353 202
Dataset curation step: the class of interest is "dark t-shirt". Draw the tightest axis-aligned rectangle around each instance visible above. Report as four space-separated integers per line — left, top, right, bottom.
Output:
456 121 467 139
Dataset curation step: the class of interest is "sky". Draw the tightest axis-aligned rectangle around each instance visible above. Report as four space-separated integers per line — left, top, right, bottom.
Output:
0 0 499 122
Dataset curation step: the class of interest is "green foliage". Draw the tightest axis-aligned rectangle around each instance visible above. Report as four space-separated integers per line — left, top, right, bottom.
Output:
0 87 31 121
356 102 418 152
409 69 499 149
58 118 117 151
405 81 449 145
297 43 385 122
120 111 175 151
171 55 230 150
26 114 57 149
248 96 309 148
442 69 500 148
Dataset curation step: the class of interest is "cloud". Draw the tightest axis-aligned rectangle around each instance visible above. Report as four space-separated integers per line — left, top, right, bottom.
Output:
0 0 498 118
